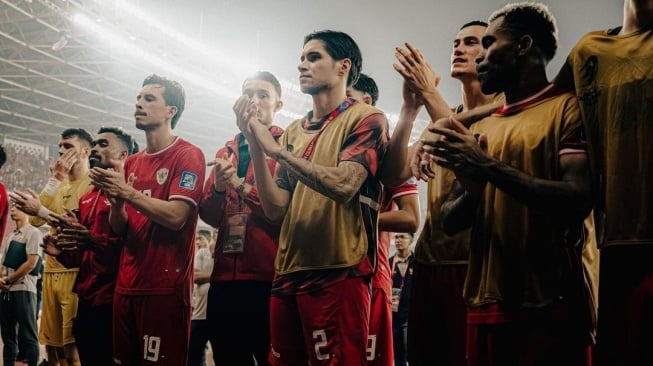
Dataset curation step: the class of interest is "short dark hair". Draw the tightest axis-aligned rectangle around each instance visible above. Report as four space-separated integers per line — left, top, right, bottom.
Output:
243 71 282 98
304 30 362 87
142 74 186 129
0 144 6 169
352 73 379 106
489 2 558 62
61 128 93 146
197 229 212 241
460 20 488 30
97 126 139 155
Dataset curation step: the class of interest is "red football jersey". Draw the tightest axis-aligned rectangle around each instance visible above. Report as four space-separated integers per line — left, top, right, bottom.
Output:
116 137 205 300
374 179 419 297
75 188 121 307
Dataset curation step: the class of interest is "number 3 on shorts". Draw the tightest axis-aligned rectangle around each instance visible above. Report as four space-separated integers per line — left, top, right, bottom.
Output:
312 329 330 361
143 335 161 362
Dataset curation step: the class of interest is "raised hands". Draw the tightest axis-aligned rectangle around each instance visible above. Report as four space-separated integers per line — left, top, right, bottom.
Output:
51 149 79 180
45 208 94 252
41 234 63 257
89 164 129 200
207 153 237 192
426 116 490 194
8 189 42 216
232 95 280 157
233 95 259 144
394 42 441 101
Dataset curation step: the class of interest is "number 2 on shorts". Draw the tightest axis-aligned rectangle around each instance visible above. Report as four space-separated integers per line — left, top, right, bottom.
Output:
312 329 330 361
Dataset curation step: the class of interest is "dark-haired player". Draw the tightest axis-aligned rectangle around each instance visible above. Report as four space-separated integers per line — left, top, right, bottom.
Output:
90 74 205 365
44 126 137 366
241 30 388 365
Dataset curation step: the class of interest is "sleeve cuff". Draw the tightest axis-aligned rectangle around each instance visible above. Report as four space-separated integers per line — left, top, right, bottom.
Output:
37 206 52 220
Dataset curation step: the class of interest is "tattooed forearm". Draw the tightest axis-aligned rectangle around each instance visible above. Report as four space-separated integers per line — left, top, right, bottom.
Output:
274 149 368 203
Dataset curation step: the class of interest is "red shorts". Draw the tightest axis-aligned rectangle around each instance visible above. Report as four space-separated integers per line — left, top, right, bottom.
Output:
595 246 653 365
466 303 592 366
367 287 393 365
407 262 467 366
268 276 371 366
113 293 191 365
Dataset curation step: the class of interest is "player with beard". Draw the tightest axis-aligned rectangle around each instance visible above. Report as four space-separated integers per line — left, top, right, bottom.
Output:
90 75 205 365
43 127 137 366
429 3 595 364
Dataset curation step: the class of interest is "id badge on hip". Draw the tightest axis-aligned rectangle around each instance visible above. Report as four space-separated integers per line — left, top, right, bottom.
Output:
391 288 402 312
224 213 247 253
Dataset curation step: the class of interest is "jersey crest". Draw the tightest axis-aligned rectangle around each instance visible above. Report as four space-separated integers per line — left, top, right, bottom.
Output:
179 171 198 191
156 168 169 185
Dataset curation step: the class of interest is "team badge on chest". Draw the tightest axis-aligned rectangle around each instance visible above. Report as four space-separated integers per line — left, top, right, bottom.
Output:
156 168 169 185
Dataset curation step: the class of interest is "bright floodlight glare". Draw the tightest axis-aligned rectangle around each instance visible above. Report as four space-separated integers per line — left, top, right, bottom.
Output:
112 0 305 95
72 12 238 101
113 0 254 79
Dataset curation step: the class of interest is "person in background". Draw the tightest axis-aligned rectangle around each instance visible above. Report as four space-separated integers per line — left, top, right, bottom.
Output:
388 232 415 366
0 204 42 366
189 229 214 366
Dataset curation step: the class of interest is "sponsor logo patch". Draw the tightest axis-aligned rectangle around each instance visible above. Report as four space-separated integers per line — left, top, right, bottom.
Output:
179 171 198 190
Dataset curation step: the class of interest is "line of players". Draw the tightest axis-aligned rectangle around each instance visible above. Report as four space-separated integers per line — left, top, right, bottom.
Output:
3 0 652 365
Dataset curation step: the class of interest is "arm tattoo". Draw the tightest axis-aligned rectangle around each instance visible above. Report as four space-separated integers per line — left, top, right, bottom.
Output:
275 149 368 203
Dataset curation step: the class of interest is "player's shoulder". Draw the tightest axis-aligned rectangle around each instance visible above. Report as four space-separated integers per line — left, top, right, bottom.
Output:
174 137 203 153
570 28 615 53
351 101 385 119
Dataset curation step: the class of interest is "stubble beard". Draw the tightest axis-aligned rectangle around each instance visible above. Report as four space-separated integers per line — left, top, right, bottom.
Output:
135 119 161 131
300 83 328 96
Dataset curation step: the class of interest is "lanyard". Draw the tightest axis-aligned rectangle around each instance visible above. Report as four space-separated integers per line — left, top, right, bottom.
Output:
301 98 355 160
224 151 244 212
391 256 410 289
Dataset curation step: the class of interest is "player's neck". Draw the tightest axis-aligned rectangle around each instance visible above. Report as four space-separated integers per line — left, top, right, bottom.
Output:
69 163 88 181
145 128 177 154
503 68 549 106
311 86 347 121
460 80 494 112
621 0 653 34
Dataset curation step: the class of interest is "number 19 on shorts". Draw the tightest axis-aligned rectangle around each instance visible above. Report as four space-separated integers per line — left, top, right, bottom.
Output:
143 335 161 362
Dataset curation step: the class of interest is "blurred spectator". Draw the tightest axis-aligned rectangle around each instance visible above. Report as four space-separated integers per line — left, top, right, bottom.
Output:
389 233 415 366
0 143 49 194
0 143 49 235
